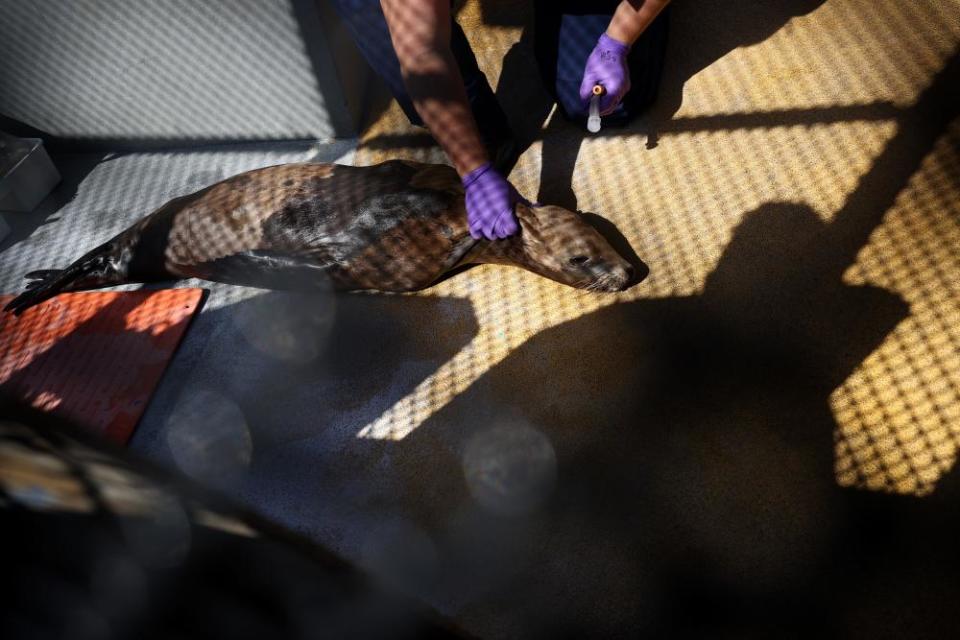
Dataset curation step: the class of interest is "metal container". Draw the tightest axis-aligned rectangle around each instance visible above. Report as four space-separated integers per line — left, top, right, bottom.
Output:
0 134 61 213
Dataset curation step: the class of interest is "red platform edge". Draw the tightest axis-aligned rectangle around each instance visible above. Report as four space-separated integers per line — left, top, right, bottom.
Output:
0 289 206 445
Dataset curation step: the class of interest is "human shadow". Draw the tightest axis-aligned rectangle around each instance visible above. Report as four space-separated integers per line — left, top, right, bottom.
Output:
348 46 960 638
647 0 826 126
383 202 911 637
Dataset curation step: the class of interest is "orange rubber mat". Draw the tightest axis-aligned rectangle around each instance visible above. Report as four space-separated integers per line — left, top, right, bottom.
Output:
0 289 205 444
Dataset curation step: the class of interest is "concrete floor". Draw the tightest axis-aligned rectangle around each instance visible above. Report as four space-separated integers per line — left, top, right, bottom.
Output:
2 0 960 637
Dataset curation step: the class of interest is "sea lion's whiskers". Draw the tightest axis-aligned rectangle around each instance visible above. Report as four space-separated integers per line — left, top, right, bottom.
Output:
583 272 624 292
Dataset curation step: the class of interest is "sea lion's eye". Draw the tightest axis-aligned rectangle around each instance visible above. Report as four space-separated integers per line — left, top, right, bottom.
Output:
569 255 590 266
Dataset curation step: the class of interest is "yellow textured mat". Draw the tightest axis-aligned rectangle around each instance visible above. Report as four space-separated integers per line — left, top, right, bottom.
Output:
353 0 960 497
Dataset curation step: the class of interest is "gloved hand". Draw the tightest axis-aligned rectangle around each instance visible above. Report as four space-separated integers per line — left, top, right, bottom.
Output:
462 162 522 240
579 33 631 116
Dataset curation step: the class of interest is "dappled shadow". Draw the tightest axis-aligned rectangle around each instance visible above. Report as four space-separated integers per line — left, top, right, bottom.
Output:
228 47 960 638
386 200 908 636
648 0 826 128
350 48 960 637
0 1 356 150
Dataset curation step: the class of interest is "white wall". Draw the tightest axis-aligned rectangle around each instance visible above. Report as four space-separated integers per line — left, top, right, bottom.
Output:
0 0 364 144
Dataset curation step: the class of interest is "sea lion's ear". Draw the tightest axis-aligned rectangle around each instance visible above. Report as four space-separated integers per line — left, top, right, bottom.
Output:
516 199 551 216
514 201 536 226
409 164 461 193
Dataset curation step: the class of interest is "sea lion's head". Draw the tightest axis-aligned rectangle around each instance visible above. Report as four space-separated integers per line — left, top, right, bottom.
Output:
510 203 636 292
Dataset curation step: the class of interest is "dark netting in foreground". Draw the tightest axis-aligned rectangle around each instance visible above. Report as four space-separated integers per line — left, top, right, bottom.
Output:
0 400 466 640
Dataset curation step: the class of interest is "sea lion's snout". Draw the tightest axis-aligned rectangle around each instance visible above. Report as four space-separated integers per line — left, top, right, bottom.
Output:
575 256 634 292
609 261 635 290
515 204 638 293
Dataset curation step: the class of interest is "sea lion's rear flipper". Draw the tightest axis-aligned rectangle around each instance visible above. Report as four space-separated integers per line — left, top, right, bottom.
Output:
4 243 133 315
23 269 62 283
4 271 68 314
175 250 341 291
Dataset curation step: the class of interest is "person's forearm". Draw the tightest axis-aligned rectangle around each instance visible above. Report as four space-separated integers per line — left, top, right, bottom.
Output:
380 0 488 177
606 0 671 45
396 50 489 177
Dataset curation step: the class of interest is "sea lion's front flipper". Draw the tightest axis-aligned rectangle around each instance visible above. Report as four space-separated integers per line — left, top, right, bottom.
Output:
176 250 341 292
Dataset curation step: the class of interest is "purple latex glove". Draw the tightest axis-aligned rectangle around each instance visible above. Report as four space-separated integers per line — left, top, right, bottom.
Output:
462 163 521 240
579 33 631 116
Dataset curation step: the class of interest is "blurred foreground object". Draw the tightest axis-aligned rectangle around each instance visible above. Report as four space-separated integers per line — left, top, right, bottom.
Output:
0 400 465 640
0 132 60 213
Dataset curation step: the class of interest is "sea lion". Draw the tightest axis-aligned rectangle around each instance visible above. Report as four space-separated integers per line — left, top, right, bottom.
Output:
4 160 636 315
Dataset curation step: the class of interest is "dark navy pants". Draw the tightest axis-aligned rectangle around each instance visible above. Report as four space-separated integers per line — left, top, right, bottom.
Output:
328 0 489 127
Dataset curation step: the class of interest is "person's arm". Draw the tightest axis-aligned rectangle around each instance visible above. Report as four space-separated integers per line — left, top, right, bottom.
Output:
606 0 671 46
380 0 488 177
380 0 521 240
580 0 671 116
